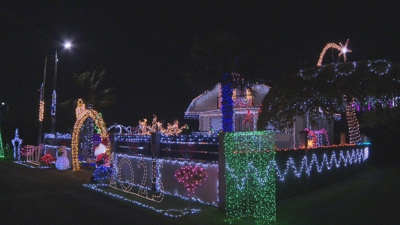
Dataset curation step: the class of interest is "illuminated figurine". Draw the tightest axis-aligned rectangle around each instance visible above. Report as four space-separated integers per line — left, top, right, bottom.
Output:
94 138 110 167
55 144 70 170
92 138 112 186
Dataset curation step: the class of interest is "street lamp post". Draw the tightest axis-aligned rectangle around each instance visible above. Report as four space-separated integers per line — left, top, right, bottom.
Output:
39 42 71 146
50 49 58 137
38 57 47 146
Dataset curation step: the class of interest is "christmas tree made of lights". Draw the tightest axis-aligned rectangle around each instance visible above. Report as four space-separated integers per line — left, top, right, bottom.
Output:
0 126 4 158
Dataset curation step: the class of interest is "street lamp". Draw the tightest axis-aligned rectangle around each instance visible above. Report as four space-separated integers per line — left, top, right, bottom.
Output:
0 102 8 122
39 42 71 146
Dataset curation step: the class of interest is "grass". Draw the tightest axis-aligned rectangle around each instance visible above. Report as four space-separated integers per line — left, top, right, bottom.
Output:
85 165 400 225
5 158 398 224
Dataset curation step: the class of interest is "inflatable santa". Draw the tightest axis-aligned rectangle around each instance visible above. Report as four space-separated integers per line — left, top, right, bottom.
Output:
94 138 110 167
92 138 112 185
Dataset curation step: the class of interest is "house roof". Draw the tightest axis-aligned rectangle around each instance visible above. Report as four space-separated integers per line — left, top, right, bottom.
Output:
184 83 270 119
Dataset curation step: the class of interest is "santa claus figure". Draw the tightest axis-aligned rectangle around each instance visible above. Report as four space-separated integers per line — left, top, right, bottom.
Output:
94 138 110 167
92 137 112 186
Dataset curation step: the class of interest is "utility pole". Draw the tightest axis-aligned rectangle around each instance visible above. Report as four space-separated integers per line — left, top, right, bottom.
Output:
50 50 58 145
38 57 47 146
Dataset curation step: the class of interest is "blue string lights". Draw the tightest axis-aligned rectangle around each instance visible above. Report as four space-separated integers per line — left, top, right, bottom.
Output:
221 73 234 132
12 129 23 161
109 153 219 206
275 147 368 181
51 90 56 116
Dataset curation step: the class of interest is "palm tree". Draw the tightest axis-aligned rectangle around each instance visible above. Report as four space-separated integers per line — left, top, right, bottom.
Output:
184 31 264 132
60 69 116 109
257 60 400 144
60 69 116 160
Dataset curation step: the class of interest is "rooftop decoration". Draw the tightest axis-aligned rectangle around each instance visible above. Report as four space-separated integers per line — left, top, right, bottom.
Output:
317 39 352 66
119 115 189 136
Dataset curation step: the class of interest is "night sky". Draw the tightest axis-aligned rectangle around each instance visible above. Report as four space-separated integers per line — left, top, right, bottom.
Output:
1 1 400 144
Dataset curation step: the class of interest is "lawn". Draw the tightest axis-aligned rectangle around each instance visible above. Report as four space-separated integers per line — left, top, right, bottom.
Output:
84 165 400 225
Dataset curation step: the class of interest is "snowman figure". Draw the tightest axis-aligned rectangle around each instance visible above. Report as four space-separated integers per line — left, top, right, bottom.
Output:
55 145 70 170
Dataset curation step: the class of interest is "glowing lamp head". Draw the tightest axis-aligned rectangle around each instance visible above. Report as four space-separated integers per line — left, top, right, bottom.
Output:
64 42 72 49
341 47 348 54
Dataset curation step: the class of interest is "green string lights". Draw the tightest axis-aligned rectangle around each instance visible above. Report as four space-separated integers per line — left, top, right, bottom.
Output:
224 131 276 224
0 126 4 158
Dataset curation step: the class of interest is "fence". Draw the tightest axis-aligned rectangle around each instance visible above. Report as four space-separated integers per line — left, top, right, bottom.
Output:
110 132 369 207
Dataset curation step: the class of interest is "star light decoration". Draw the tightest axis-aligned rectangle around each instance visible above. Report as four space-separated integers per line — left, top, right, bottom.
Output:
317 39 352 66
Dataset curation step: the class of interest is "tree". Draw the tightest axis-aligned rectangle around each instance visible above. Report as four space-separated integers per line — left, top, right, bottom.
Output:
60 69 116 161
257 60 400 144
184 31 265 132
60 69 116 109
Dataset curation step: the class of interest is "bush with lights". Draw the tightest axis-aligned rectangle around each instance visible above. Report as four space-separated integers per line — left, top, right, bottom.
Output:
40 154 56 166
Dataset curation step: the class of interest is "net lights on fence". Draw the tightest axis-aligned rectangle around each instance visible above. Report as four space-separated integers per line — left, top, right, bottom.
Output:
224 131 276 224
109 153 219 206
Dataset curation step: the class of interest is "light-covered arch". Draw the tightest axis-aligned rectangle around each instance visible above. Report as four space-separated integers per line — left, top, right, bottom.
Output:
72 99 110 171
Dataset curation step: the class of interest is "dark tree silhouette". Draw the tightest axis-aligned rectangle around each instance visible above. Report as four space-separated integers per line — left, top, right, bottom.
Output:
184 31 266 132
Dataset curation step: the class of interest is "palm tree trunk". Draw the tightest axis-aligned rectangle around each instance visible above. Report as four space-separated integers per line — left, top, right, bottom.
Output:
221 73 234 132
345 99 361 144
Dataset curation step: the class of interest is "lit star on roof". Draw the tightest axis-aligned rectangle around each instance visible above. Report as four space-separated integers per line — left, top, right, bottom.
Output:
317 39 352 66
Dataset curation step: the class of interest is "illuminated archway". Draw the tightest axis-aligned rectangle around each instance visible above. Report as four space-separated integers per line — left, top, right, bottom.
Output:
72 99 110 171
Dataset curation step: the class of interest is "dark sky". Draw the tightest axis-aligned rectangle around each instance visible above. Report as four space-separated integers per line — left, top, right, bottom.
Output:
1 1 400 144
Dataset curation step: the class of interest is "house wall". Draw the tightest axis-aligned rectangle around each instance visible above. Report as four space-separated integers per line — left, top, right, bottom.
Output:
199 116 222 132
274 133 294 149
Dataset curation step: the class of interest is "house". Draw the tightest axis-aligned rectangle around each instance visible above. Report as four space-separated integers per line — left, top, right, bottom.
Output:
184 84 269 132
184 83 335 149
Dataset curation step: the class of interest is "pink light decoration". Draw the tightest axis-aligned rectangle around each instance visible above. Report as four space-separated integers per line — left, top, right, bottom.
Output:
21 145 36 156
175 165 208 197
304 128 330 147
